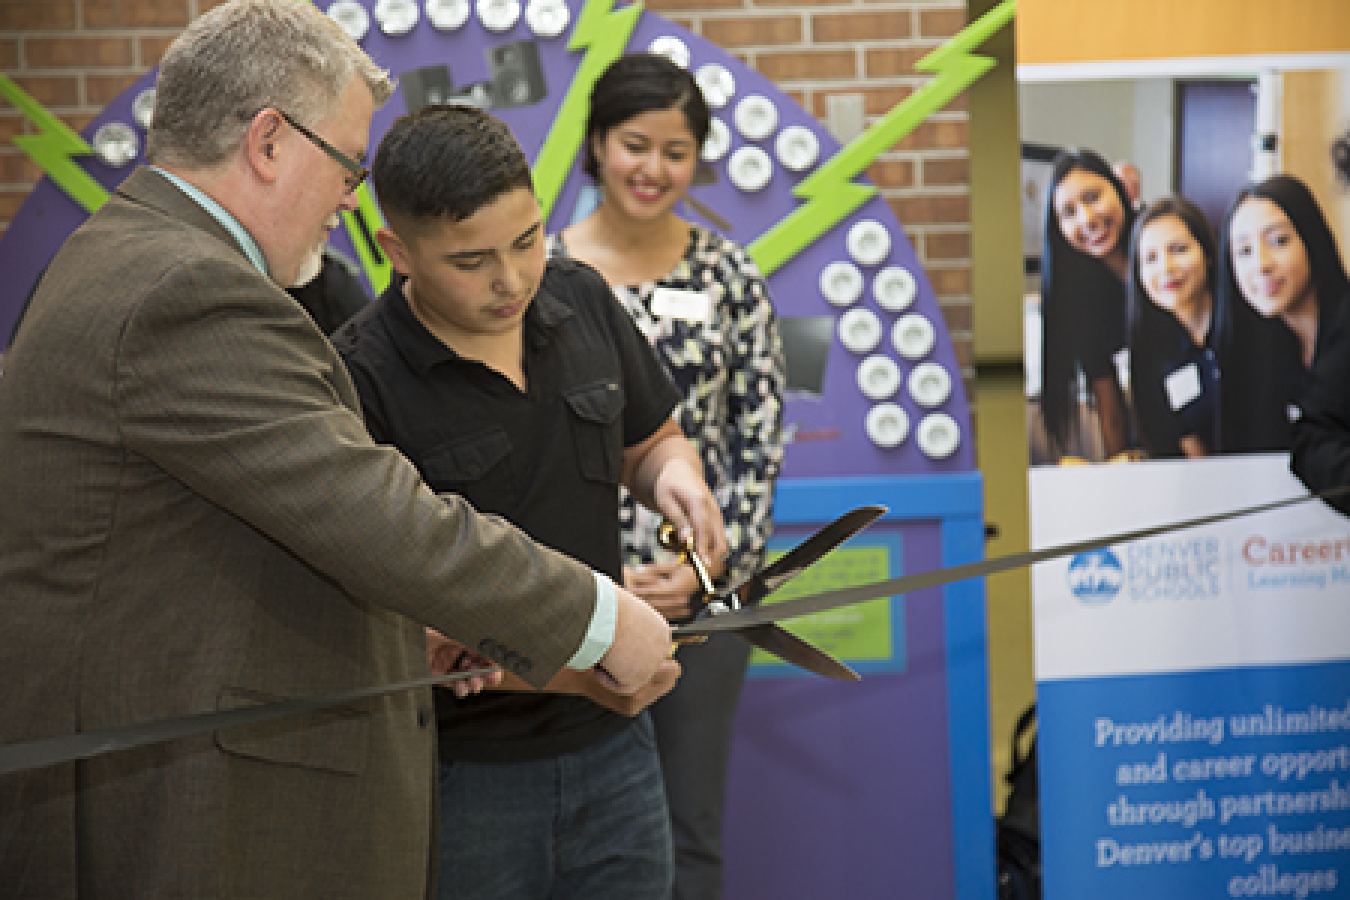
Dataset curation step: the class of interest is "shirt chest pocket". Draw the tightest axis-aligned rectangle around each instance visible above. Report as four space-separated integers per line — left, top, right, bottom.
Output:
564 380 625 485
420 426 516 511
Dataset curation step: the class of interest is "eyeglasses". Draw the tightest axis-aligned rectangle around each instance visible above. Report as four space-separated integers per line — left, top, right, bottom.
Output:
275 109 369 193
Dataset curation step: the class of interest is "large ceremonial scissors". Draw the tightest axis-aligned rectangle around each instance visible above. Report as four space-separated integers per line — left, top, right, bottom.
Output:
661 505 888 681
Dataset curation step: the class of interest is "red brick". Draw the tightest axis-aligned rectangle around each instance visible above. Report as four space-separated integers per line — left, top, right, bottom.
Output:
936 299 973 331
889 118 969 152
756 49 856 82
922 155 969 187
702 15 802 48
139 36 177 67
63 113 97 135
0 41 19 69
755 0 853 6
0 190 27 222
8 75 81 107
926 265 972 294
865 158 915 190
0 115 27 144
646 0 747 11
889 193 969 226
86 72 143 106
26 37 136 69
812 11 911 44
951 339 973 371
924 229 972 260
0 1 78 31
0 150 41 185
866 45 942 79
806 85 917 128
85 0 190 29
919 7 967 38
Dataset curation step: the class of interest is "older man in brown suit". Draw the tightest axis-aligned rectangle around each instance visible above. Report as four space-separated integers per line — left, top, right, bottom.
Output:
0 2 728 897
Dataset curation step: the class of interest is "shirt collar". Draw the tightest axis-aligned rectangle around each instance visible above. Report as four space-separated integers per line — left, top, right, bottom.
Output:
152 167 270 277
380 270 573 378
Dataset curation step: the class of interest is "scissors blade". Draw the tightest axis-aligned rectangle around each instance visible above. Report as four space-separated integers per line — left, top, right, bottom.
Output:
734 623 859 681
736 504 887 606
677 578 898 635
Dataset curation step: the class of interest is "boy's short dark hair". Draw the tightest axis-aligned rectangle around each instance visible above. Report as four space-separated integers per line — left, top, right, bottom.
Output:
372 104 533 234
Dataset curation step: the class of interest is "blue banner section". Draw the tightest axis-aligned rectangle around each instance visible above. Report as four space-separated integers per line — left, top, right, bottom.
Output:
1040 662 1350 898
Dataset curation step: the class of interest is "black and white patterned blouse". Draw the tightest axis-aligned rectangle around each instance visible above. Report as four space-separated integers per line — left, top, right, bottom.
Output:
550 225 786 590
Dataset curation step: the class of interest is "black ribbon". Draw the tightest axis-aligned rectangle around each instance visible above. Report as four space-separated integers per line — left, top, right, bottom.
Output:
4 486 1347 777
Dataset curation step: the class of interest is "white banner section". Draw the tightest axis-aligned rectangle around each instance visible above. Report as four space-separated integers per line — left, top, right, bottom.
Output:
1032 454 1350 683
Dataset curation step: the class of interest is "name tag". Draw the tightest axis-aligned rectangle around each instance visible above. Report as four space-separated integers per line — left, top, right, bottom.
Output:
1165 363 1201 411
651 288 712 324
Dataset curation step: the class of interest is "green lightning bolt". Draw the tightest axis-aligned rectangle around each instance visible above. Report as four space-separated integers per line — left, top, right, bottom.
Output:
748 0 1014 277
533 0 641 220
0 74 110 214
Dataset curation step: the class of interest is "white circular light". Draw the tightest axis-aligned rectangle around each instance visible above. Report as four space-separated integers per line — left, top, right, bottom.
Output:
426 0 471 30
874 266 917 311
92 122 139 168
892 313 935 359
477 0 521 31
775 125 819 172
727 145 772 192
327 1 370 40
525 0 569 36
908 361 951 408
917 412 961 459
848 219 891 266
857 355 901 401
702 118 731 163
695 64 736 109
734 95 778 141
375 0 419 34
132 89 155 129
648 36 690 69
866 403 910 448
838 307 882 354
819 261 863 307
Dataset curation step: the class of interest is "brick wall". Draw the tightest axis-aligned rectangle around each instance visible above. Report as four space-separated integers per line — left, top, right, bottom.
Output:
648 0 974 382
0 0 974 381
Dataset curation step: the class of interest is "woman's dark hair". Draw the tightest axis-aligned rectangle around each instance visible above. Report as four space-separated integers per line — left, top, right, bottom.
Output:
1214 174 1348 348
1038 148 1137 450
1213 173 1350 451
582 52 711 179
1127 196 1217 340
1125 196 1217 456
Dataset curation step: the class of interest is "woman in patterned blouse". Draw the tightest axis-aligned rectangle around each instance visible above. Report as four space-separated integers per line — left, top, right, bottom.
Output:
549 52 785 900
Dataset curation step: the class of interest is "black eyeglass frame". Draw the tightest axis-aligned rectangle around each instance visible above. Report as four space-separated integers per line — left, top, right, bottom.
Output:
274 108 370 192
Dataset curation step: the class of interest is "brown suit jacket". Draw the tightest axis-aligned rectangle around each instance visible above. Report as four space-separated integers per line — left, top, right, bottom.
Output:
0 168 597 898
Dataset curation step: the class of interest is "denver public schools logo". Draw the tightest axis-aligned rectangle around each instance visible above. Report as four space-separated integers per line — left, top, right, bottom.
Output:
1068 549 1123 603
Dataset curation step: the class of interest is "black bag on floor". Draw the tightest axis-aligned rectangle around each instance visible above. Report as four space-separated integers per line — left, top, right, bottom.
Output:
996 703 1041 900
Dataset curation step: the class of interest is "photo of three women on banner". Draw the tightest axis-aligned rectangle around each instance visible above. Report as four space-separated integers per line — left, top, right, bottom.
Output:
1027 90 1350 512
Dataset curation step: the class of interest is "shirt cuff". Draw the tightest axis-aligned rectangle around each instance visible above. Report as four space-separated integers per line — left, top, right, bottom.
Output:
565 572 617 670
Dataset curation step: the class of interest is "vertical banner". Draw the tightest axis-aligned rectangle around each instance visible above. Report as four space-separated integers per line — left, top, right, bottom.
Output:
1019 1 1350 896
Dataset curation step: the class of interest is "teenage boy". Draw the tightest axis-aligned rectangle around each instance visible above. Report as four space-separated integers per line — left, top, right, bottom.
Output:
332 105 727 899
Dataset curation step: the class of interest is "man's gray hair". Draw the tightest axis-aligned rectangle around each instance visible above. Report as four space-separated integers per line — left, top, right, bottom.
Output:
147 0 394 169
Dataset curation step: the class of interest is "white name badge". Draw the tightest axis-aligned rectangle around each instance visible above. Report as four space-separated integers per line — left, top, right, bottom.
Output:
650 288 712 324
1165 362 1202 411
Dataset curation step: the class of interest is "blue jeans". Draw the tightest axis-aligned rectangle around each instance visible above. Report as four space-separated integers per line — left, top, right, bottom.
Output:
435 712 672 900
651 633 752 900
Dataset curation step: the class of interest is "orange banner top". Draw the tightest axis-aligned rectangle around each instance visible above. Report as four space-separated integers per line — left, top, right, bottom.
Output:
1018 0 1350 67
